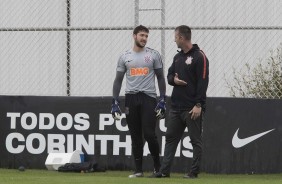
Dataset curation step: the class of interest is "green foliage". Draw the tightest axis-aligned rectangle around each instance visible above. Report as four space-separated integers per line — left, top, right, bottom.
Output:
226 43 282 98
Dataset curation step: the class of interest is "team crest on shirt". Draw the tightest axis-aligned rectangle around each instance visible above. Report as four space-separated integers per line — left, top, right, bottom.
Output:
144 55 152 63
185 56 193 65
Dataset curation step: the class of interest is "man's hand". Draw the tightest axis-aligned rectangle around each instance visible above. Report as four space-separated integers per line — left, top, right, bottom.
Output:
155 95 166 119
189 105 202 120
111 98 122 120
174 73 187 85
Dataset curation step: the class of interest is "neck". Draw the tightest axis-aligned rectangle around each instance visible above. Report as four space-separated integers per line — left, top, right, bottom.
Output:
133 45 145 52
182 42 193 53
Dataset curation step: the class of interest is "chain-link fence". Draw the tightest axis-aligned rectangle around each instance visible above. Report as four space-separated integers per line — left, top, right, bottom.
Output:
0 0 281 98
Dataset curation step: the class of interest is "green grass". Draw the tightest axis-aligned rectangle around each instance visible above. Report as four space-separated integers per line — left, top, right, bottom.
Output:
1 169 282 184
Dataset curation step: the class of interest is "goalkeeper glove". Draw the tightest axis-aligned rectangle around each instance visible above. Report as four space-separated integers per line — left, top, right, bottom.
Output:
155 95 166 119
111 98 122 120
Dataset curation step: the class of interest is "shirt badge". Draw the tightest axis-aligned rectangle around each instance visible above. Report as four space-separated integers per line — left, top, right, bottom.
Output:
185 56 193 65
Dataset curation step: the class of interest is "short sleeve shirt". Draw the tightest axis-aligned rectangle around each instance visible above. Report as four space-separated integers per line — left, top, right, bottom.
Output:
116 47 163 98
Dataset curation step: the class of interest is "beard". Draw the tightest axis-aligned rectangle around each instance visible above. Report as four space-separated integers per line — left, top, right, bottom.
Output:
135 40 145 48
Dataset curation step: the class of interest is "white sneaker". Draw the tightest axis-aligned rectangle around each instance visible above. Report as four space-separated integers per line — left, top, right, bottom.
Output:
128 172 144 178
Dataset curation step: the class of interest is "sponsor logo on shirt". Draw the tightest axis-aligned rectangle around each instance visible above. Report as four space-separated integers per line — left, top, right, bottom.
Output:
130 67 149 76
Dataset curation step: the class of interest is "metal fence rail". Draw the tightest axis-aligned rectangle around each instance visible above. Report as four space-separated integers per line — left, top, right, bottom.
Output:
0 0 281 98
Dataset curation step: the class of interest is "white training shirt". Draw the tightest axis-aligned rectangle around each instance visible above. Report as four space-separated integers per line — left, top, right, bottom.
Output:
116 47 163 98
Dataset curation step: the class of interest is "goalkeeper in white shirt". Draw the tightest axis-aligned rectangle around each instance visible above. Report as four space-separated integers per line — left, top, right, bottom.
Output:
111 25 166 178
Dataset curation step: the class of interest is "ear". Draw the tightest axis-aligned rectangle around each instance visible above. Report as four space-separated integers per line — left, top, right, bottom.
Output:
133 34 137 39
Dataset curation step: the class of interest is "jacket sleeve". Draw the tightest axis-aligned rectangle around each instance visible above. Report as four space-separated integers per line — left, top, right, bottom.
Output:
167 56 176 86
195 51 209 105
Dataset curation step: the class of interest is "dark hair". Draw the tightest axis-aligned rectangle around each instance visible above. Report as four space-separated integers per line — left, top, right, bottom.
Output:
133 25 149 35
175 25 191 40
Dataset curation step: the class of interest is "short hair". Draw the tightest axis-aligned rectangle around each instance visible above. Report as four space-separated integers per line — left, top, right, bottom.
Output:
133 25 149 35
175 25 191 40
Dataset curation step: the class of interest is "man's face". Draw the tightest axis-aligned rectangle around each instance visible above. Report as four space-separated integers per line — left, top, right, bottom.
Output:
133 31 148 48
174 30 182 48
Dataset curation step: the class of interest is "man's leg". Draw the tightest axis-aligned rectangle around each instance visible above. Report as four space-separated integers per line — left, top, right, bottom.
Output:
184 111 203 177
125 94 143 174
159 110 186 175
141 94 161 172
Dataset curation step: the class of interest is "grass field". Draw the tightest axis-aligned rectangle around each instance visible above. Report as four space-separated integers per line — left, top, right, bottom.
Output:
1 169 282 184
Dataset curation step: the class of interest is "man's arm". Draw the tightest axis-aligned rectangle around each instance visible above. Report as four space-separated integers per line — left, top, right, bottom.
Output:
167 56 177 86
195 51 209 105
189 52 209 120
154 68 166 96
155 68 166 119
111 71 125 120
113 71 126 99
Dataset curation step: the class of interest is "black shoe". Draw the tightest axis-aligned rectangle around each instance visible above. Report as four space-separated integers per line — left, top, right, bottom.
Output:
153 166 160 173
183 172 198 179
148 172 170 178
153 167 160 174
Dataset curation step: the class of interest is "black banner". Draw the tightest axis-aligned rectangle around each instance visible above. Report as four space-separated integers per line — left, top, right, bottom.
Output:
0 96 281 173
202 98 282 173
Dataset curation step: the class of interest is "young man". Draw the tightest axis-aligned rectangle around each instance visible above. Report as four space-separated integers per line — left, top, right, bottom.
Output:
153 25 209 178
111 25 166 178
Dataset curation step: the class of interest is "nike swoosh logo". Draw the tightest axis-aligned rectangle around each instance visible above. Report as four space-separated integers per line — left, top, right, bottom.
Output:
232 128 275 148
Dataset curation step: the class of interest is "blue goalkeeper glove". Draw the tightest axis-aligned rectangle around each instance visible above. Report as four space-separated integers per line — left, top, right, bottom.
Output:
155 95 166 119
111 98 122 120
